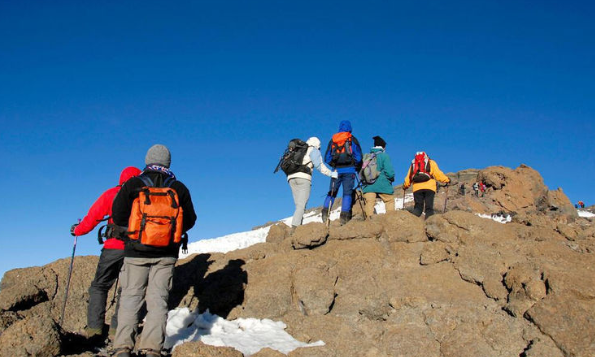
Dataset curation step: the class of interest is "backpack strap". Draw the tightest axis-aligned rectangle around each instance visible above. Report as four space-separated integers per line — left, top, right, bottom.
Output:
163 176 176 188
139 174 154 187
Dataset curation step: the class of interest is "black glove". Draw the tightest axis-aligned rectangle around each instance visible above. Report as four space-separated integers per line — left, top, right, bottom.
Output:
70 223 79 236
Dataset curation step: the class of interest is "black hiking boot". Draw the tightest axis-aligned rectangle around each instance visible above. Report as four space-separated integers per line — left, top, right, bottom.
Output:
321 208 329 223
339 211 352 225
85 326 108 350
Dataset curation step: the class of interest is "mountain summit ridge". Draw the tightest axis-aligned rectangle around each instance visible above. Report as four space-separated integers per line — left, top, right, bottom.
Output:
1 164 593 357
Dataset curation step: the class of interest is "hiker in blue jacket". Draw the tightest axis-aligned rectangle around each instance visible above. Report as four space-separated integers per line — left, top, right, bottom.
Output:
361 136 395 217
321 120 363 225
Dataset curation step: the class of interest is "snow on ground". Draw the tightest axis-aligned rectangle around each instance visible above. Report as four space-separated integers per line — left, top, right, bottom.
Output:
476 213 512 224
180 226 271 259
578 210 595 218
165 308 324 356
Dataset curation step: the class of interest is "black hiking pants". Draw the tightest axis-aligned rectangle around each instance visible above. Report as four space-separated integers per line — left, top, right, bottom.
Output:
413 189 435 218
88 248 124 331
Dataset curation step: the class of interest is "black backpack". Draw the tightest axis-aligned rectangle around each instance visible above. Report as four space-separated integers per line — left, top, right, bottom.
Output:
274 139 312 176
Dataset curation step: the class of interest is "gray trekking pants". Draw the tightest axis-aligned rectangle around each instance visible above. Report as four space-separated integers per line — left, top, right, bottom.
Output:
114 257 176 353
289 178 311 227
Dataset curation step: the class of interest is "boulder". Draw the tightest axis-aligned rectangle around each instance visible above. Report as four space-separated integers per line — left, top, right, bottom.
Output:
291 223 328 249
292 258 338 316
0 315 61 357
266 223 290 244
378 210 427 243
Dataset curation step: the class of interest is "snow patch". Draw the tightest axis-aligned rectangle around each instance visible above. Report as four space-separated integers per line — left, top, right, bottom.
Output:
578 210 595 218
476 213 512 224
180 226 271 259
165 308 324 356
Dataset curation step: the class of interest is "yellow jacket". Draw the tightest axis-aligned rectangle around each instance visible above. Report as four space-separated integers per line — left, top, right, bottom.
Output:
403 159 450 192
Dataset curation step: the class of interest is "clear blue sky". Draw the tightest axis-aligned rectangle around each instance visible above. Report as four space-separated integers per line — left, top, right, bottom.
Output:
1 0 593 278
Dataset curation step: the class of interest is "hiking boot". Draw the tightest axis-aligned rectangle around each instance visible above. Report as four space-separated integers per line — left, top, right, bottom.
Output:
113 348 131 357
86 327 107 348
321 208 329 223
140 349 161 357
339 211 352 225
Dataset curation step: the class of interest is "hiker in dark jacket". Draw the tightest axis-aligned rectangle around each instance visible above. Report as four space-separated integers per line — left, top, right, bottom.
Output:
111 144 196 357
361 136 395 218
70 166 141 346
321 120 363 225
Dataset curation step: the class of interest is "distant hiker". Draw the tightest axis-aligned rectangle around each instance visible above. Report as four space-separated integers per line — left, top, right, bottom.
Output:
112 144 197 357
473 182 479 197
402 152 450 219
321 120 363 225
480 181 486 197
70 166 141 347
579 200 585 208
360 136 395 218
459 183 466 196
284 137 336 232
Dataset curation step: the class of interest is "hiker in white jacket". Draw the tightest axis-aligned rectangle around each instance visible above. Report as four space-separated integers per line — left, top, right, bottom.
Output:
287 137 337 231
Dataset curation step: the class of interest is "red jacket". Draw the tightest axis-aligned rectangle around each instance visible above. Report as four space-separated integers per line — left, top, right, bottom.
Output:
74 167 141 250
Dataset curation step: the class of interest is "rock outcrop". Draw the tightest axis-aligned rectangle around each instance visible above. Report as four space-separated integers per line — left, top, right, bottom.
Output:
1 165 593 357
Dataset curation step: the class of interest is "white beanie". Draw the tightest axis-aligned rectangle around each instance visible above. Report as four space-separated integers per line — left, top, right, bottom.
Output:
306 137 321 149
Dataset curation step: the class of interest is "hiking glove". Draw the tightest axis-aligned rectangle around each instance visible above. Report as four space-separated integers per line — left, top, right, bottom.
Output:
331 171 338 179
70 223 79 236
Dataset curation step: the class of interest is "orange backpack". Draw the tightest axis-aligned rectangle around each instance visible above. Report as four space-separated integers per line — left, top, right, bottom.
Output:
128 175 183 247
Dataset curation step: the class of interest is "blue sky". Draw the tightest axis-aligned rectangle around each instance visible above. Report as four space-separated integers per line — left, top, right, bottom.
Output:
1 0 593 278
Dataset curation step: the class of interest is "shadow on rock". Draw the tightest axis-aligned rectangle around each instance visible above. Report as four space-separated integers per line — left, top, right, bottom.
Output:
169 254 212 311
198 259 247 318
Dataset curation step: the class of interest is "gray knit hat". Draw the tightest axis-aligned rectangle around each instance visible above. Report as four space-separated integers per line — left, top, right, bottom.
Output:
145 144 171 168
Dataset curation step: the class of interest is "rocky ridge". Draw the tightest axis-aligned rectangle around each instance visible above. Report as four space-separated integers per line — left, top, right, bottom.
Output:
1 165 594 357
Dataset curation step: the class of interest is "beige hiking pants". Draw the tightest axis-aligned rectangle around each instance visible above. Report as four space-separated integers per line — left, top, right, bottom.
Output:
114 256 176 353
363 192 395 217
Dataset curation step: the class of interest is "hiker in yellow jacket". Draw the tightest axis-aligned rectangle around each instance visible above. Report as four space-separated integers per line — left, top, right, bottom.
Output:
402 152 450 218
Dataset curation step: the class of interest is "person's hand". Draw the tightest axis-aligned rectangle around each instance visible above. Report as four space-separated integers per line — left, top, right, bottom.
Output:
402 184 409 190
70 223 79 236
330 171 338 179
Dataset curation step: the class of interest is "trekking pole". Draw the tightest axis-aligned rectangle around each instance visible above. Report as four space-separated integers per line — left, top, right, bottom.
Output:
60 219 80 326
106 275 119 312
443 184 450 213
326 178 336 228
354 175 367 220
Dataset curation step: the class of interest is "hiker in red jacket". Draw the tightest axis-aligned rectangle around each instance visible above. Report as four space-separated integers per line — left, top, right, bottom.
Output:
70 166 141 347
